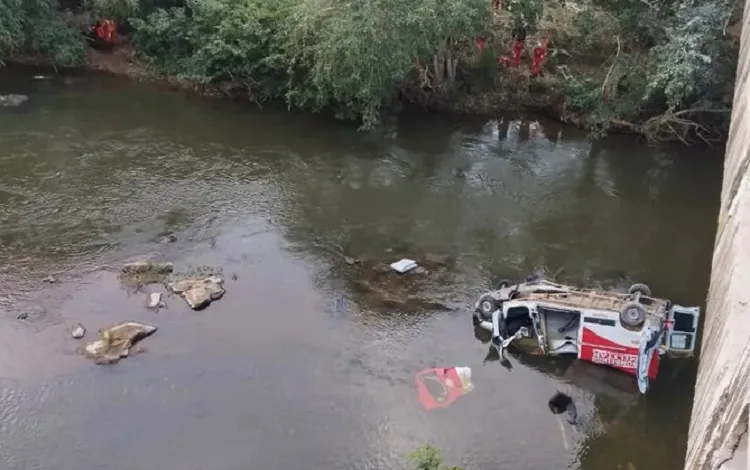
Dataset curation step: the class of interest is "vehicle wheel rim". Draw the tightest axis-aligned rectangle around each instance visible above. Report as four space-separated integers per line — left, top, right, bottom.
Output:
481 301 493 314
626 308 640 322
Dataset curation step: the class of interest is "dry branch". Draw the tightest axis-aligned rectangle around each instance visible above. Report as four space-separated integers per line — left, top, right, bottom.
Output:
601 35 620 100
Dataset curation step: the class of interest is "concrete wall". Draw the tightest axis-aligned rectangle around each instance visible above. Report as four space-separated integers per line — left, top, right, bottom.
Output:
684 1 750 468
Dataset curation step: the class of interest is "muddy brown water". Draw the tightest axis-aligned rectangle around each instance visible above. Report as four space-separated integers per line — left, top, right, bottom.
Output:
0 65 723 470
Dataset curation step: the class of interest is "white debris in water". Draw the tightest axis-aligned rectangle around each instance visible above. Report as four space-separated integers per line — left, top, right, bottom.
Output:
453 366 474 393
390 259 418 274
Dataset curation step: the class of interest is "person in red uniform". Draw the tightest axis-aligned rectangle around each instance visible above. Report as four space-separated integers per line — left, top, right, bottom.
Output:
531 35 550 77
499 24 527 67
92 19 117 44
475 36 487 53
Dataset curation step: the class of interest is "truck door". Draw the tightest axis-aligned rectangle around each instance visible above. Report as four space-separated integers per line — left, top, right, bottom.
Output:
636 318 663 394
664 305 701 356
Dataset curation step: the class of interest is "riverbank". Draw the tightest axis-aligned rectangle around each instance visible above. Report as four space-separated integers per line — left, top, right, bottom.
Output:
49 44 680 143
4 40 732 146
1 0 739 144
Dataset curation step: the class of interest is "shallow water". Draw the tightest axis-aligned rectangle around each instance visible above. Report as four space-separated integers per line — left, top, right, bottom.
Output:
0 66 723 470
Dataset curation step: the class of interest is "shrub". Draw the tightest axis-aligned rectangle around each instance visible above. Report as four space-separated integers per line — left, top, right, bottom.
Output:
408 445 463 470
0 0 85 67
132 0 289 98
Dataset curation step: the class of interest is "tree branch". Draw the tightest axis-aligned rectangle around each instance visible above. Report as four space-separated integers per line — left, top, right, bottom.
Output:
601 35 620 99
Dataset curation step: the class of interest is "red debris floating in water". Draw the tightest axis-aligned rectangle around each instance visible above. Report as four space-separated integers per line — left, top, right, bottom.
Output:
415 367 473 410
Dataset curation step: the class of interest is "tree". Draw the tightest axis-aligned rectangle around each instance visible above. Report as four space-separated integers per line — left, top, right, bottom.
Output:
0 0 85 67
280 0 492 127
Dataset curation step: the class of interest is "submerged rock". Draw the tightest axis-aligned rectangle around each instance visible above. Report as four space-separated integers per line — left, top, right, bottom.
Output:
160 232 177 244
168 275 225 310
422 253 452 267
119 261 174 288
0 94 28 107
122 261 174 275
83 321 158 365
71 323 86 339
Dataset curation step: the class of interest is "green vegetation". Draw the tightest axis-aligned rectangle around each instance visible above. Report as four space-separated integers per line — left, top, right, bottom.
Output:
0 0 85 67
0 0 742 142
408 445 463 470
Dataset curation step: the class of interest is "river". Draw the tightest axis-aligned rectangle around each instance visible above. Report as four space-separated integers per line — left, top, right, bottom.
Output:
0 65 723 470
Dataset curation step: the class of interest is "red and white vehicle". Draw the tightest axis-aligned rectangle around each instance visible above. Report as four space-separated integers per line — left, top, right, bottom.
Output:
472 276 700 394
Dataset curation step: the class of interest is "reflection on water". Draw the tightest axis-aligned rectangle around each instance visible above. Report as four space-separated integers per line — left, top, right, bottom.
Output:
0 65 722 470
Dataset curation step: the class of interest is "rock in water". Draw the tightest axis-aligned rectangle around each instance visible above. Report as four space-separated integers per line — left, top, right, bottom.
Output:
548 391 578 425
0 94 28 107
160 232 177 244
71 323 85 337
147 292 164 309
121 261 174 274
43 275 57 284
83 321 158 365
119 261 175 288
71 323 86 339
168 275 225 310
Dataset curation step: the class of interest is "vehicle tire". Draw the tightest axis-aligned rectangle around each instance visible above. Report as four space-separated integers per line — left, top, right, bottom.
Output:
628 283 652 297
620 302 646 327
477 294 499 319
525 274 540 283
496 279 513 289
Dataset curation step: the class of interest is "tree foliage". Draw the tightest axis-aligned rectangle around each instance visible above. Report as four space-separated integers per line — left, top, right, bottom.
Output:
84 0 140 22
131 0 289 100
0 0 85 66
0 0 741 141
553 0 738 140
646 0 736 111
280 0 491 126
132 0 491 127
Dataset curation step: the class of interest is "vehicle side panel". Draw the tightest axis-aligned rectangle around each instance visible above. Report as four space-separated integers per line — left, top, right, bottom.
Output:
578 319 659 379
